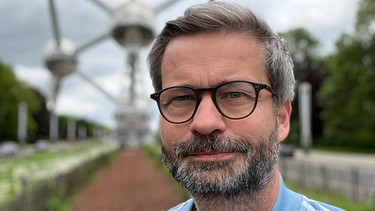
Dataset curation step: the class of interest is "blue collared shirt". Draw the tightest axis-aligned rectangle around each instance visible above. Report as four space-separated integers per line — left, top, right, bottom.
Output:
169 176 345 211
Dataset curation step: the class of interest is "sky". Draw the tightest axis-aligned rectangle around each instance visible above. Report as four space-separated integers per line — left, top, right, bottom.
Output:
0 0 360 129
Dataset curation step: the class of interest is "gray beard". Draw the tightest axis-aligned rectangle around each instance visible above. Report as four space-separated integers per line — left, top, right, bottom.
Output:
161 126 279 199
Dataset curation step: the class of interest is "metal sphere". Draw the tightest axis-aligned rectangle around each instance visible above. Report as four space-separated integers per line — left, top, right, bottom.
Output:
110 1 155 48
43 38 77 76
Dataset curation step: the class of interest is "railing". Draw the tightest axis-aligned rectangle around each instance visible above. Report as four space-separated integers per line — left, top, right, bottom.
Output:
279 157 375 203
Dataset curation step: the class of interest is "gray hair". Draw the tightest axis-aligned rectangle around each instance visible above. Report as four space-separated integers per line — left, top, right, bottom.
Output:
147 1 295 105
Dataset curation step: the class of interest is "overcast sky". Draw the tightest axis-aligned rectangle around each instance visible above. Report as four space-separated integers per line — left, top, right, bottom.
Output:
0 0 360 129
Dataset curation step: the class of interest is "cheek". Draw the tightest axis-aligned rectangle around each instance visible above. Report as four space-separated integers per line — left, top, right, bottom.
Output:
160 120 189 147
230 121 263 140
229 111 276 140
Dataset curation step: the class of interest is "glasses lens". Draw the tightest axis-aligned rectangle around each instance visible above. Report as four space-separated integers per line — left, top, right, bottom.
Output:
158 87 197 123
215 81 257 119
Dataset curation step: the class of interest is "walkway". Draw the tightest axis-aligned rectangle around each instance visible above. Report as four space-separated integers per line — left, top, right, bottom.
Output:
70 150 183 211
294 149 375 167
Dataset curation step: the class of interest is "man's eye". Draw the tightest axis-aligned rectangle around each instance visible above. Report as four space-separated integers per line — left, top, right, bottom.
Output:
221 92 252 100
226 92 246 99
173 95 193 102
218 91 256 105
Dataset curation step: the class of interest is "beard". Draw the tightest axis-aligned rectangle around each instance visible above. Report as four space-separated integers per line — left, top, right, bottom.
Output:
161 126 279 197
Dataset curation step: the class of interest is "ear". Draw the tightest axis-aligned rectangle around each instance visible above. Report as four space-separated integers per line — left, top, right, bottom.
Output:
277 100 292 142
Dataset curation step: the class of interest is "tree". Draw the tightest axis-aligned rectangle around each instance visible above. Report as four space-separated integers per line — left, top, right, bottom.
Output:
0 61 40 142
279 28 324 145
31 89 50 140
356 0 375 40
57 115 107 140
280 28 321 82
318 0 375 147
0 61 110 143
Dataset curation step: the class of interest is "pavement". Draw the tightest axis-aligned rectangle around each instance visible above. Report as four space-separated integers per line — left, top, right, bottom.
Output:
70 149 184 211
293 149 375 168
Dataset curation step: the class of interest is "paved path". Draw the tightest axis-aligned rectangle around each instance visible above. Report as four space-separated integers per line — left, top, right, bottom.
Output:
70 150 183 211
294 149 375 168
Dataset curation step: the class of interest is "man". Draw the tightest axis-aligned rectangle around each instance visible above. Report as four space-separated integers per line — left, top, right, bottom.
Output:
148 1 344 211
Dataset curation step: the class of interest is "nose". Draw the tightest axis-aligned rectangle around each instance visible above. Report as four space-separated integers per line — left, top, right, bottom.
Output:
189 93 226 135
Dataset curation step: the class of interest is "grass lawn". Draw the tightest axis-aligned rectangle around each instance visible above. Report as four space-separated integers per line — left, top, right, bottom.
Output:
285 180 375 211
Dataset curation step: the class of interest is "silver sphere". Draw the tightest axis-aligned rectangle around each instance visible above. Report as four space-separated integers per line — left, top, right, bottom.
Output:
110 1 155 48
43 38 77 76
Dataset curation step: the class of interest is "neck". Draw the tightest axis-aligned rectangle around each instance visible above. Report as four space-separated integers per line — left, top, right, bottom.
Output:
192 168 280 211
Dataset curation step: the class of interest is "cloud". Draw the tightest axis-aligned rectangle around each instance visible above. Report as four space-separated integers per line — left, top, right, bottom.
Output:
247 0 360 53
56 76 117 127
13 65 50 95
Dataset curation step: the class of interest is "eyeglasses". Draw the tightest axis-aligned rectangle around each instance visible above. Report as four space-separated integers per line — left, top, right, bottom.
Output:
150 80 276 124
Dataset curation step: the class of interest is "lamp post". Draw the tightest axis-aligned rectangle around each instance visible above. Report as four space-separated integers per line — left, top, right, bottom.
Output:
298 82 312 154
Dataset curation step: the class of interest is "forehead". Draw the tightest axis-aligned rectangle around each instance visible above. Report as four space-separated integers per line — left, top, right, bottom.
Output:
161 32 268 88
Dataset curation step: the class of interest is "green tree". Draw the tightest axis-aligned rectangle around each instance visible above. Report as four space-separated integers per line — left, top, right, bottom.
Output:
0 61 40 142
318 0 375 147
356 0 375 38
58 115 69 139
57 115 106 140
77 119 94 138
280 28 321 82
280 28 324 145
31 89 50 140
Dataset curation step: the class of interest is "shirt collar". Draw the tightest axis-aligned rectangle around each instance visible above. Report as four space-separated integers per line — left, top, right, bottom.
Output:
272 174 303 210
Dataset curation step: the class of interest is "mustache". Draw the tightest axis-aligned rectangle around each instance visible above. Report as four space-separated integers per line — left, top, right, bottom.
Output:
174 133 251 158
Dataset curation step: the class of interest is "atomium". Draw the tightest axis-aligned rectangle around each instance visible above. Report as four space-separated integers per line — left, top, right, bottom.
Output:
43 0 182 143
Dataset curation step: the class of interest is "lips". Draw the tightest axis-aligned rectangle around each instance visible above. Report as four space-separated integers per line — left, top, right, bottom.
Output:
187 151 235 162
173 134 250 162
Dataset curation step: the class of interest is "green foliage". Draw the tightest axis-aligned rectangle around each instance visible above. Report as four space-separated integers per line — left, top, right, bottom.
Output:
58 115 69 138
31 90 50 140
76 118 97 138
282 0 375 148
0 61 110 142
280 28 325 145
318 2 375 147
57 115 108 139
0 61 40 142
356 0 375 35
280 28 321 82
46 195 69 211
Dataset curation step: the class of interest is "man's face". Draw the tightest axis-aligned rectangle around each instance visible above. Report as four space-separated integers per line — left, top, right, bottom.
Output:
159 32 291 196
